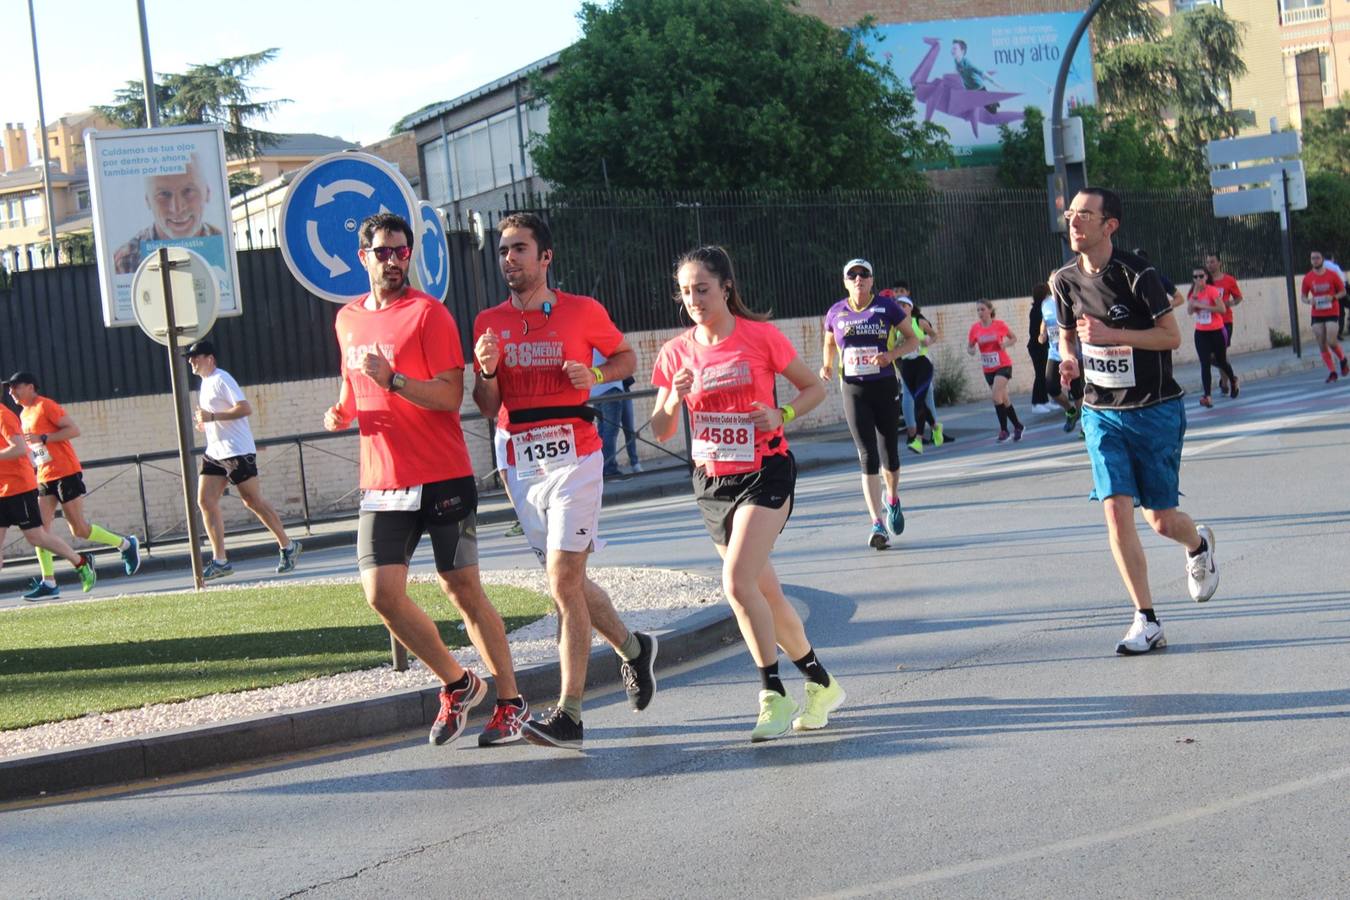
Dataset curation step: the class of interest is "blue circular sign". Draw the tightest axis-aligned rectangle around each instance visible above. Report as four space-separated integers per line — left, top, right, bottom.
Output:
412 202 451 303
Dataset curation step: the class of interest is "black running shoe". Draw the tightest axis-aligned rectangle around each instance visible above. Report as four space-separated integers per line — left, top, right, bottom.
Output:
523 707 584 750
620 631 659 711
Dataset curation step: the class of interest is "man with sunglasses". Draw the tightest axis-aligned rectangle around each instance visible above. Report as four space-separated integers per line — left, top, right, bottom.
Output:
1051 189 1219 656
324 212 528 748
472 212 658 750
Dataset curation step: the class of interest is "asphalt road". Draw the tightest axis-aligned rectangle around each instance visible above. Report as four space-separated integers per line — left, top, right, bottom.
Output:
3 366 1349 899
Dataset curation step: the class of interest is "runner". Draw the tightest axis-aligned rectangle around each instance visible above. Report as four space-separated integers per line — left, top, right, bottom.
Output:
472 211 657 751
1052 188 1219 656
1027 283 1051 413
323 212 528 748
3 371 140 600
1204 251 1242 395
966 300 1024 441
651 245 842 742
1036 282 1083 432
185 341 302 578
1301 250 1348 384
894 291 945 454
1186 269 1236 406
820 259 917 549
0 403 96 598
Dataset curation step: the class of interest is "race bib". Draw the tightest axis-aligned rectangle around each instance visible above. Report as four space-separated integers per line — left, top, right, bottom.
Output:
1194 310 1212 326
360 484 422 512
1314 295 1333 310
980 351 1002 369
842 345 881 377
511 424 577 482
1046 324 1059 346
1082 343 1136 389
30 441 52 467
690 411 755 463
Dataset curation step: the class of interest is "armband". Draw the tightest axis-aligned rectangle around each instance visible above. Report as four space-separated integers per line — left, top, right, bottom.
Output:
480 368 497 380
780 404 796 425
591 366 605 384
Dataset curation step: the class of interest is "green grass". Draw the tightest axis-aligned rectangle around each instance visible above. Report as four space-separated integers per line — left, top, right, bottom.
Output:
0 581 552 732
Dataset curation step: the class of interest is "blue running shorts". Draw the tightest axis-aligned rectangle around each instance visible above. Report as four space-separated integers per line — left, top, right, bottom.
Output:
1081 397 1185 510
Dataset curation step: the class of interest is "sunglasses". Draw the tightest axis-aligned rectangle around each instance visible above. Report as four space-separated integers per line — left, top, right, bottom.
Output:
366 245 413 262
845 271 872 280
1192 274 1206 280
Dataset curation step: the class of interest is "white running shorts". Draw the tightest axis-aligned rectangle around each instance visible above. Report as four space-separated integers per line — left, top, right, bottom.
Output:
506 448 606 562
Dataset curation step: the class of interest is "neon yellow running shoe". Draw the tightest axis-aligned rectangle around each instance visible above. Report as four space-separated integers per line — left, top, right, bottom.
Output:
76 553 97 593
932 423 945 447
793 675 846 731
750 690 797 742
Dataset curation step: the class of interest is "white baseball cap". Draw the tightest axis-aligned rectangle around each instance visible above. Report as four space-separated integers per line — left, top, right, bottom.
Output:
843 258 873 277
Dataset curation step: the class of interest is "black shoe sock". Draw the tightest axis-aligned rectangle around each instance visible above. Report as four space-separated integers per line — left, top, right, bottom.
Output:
444 672 470 692
1188 537 1208 558
1005 404 1022 428
792 649 831 687
1142 608 1159 624
759 662 786 696
994 403 1009 430
498 696 525 709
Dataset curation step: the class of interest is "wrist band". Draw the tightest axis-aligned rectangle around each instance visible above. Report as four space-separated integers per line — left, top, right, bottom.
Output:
780 404 796 425
591 366 605 384
481 368 497 380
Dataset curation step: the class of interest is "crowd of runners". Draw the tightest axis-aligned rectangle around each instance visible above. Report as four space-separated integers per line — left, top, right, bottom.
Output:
3 185 1343 747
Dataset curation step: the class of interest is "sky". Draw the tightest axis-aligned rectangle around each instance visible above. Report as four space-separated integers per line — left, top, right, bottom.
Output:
0 0 586 156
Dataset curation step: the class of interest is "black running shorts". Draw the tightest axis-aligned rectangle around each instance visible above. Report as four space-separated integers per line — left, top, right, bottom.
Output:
357 476 479 572
983 366 1014 387
692 451 796 547
37 472 86 503
201 453 259 486
0 489 43 530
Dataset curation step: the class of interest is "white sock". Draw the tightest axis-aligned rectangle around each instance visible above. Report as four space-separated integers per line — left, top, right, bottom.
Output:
42 578 56 587
118 538 130 551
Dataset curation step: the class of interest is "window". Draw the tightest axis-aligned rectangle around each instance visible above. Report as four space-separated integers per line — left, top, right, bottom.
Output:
21 194 43 227
75 188 90 211
419 101 552 205
1175 0 1220 10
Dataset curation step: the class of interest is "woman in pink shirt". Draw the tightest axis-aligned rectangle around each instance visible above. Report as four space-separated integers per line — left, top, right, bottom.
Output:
966 299 1024 441
1187 268 1236 407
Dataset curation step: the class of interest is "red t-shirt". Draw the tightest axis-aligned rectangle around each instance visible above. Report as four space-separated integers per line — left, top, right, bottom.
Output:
1212 273 1242 324
335 289 473 490
473 291 624 464
967 320 1013 373
1188 285 1226 332
652 317 798 477
0 406 38 497
1302 268 1344 319
19 396 81 483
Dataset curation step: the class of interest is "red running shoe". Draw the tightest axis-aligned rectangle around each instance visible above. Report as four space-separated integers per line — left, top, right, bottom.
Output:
429 670 486 746
1199 395 1213 408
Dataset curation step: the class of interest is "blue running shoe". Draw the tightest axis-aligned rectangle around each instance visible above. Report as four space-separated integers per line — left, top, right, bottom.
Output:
884 495 905 536
868 522 890 550
121 535 142 576
23 579 60 601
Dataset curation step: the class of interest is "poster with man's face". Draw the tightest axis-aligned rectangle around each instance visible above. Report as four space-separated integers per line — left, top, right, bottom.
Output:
87 124 242 326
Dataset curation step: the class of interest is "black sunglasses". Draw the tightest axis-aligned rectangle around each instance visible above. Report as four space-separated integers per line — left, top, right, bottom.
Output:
367 245 413 262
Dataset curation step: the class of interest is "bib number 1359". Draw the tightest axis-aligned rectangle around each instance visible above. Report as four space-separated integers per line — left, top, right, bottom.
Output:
512 424 577 481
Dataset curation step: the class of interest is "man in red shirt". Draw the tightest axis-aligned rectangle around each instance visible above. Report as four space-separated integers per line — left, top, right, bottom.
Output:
1204 252 1242 395
0 404 97 597
472 212 657 750
323 212 527 748
1301 250 1348 383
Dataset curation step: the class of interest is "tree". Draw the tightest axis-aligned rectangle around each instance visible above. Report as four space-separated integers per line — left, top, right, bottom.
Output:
997 106 1188 191
97 49 289 159
530 0 950 191
1301 94 1350 176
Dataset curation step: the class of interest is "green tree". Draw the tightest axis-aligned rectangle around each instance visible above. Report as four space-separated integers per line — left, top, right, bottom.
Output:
530 0 950 191
1301 94 1350 176
997 106 1188 190
97 49 289 159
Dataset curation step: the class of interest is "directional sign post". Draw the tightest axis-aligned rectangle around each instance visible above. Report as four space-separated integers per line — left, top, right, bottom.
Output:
278 152 419 303
410 201 451 303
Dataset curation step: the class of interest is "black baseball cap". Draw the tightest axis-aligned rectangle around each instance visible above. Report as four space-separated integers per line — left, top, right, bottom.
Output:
181 340 216 359
2 371 36 388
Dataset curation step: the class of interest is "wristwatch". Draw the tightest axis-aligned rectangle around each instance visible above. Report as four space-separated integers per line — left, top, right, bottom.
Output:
389 372 407 392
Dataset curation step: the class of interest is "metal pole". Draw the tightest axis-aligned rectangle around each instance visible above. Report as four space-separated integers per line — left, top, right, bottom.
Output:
1051 0 1107 259
1281 168 1302 358
157 248 206 590
136 0 160 127
295 438 312 534
136 455 152 551
25 0 59 265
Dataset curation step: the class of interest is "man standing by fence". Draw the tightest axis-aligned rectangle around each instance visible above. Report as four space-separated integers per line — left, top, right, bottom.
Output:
185 341 302 579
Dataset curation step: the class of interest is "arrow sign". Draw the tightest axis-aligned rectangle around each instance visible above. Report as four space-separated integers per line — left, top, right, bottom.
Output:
410 201 451 303
279 152 418 303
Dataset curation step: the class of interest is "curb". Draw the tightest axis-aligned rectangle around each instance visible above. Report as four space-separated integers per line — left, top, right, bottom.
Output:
0 604 738 802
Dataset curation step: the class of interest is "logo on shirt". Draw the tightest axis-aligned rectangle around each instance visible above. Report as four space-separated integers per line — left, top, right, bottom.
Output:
1107 304 1132 324
345 342 396 370
503 340 563 369
698 361 752 392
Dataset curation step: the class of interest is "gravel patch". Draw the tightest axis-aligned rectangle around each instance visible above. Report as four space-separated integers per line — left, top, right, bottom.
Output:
1 566 722 759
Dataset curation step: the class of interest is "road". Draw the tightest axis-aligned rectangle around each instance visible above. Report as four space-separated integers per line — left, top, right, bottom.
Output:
3 366 1349 898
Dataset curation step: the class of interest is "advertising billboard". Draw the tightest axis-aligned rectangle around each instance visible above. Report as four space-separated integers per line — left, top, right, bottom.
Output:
86 124 242 327
866 12 1097 168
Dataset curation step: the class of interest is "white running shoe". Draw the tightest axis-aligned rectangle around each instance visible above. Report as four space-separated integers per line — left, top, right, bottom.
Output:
1186 524 1219 603
1116 611 1166 655
1031 403 1056 414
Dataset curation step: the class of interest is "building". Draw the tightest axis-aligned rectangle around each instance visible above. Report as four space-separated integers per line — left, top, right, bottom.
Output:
225 132 358 186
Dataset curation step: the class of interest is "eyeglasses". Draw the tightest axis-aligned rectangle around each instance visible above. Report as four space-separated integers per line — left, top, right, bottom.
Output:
1062 209 1105 223
366 245 413 262
1192 274 1206 280
845 271 872 280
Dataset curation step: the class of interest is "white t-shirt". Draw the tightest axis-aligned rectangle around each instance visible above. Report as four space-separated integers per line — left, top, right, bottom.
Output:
198 368 256 459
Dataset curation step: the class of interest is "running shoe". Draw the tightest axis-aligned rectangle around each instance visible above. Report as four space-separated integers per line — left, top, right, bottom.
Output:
1328 372 1340 384
750 690 797 743
1228 376 1240 399
1199 395 1213 408
997 429 1010 443
1063 409 1079 433
202 559 233 580
523 707 584 750
276 540 303 574
620 631 659 711
1031 403 1055 414
429 670 486 746
792 675 846 732
478 698 530 746
22 579 60 601
1012 424 1025 442
629 462 644 474
868 522 890 550
1187 524 1219 603
907 436 923 455
77 554 97 593
884 495 905 536
1116 612 1166 655
932 424 945 447
1341 358 1349 377
121 535 142 576
504 520 524 537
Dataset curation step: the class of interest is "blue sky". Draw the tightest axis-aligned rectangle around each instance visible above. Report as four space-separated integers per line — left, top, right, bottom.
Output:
1 0 586 154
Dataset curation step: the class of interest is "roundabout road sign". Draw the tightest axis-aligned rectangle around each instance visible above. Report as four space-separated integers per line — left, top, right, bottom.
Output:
279 152 418 303
411 201 451 303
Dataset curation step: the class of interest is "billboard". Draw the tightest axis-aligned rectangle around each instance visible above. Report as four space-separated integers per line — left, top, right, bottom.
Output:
86 124 242 327
866 12 1097 168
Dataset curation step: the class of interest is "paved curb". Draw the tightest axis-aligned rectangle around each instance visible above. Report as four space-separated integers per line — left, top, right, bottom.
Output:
0 603 738 802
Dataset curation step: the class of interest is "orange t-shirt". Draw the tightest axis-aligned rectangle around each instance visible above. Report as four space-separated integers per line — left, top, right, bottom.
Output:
473 291 624 464
18 396 81 484
1302 269 1344 319
0 406 39 497
1212 273 1241 325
